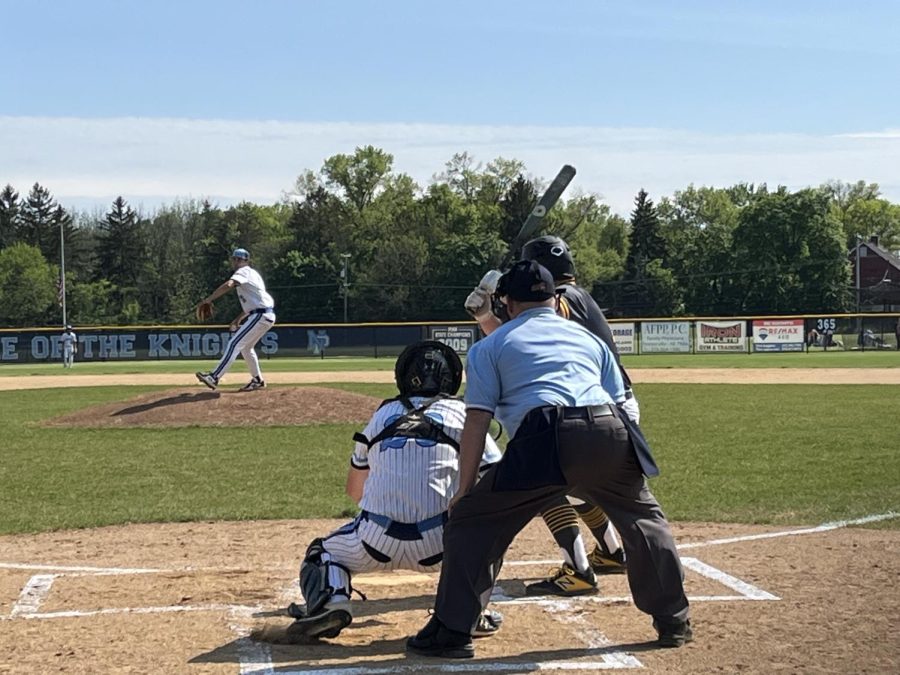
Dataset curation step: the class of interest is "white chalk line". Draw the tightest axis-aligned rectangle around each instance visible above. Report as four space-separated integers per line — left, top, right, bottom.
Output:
0 561 163 574
262 661 643 675
680 558 779 601
229 607 275 675
3 509 894 578
676 511 898 550
505 510 900 566
5 602 250 620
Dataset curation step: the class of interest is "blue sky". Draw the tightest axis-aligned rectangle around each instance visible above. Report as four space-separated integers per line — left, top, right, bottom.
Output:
2 0 898 215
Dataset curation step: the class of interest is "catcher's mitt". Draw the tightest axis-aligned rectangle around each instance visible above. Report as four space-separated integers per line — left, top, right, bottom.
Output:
195 301 214 321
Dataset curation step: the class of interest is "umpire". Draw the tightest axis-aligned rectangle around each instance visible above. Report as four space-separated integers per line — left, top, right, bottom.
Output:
407 260 690 659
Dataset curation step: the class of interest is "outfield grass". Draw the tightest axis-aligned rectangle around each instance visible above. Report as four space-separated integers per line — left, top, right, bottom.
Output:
0 350 898 377
1 383 897 535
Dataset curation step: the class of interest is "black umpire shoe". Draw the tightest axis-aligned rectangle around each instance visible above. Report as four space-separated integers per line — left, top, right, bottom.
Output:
654 618 693 648
406 615 474 659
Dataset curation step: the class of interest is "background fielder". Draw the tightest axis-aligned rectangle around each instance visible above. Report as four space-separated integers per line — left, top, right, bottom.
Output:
286 341 503 642
195 248 275 392
60 325 78 368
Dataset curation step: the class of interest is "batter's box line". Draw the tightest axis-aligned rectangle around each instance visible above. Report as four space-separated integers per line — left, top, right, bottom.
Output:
493 555 778 605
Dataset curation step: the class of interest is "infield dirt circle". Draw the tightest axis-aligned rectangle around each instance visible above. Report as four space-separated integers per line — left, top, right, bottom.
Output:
1 369 898 674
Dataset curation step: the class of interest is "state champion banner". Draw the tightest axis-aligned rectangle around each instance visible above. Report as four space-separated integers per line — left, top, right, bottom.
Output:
752 319 805 352
695 320 747 352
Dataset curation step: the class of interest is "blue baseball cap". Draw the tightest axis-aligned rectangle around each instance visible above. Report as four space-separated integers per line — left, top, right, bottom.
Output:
231 248 250 260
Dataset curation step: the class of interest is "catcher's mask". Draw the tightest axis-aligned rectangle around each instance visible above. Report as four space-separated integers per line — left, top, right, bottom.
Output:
521 235 576 281
395 341 463 397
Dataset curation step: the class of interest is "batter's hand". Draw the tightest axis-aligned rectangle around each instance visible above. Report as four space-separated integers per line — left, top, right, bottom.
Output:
464 288 492 318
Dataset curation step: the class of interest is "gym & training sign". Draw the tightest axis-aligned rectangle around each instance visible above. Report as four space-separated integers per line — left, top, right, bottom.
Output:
695 321 747 352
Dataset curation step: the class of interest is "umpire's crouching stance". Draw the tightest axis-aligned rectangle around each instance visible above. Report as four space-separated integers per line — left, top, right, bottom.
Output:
407 260 691 659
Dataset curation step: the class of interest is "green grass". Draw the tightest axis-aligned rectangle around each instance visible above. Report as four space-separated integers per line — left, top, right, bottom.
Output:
620 350 900 369
1 383 897 534
0 356 397 377
1 350 898 377
639 384 899 525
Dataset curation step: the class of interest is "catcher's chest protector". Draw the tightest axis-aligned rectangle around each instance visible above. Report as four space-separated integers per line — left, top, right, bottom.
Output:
354 395 460 452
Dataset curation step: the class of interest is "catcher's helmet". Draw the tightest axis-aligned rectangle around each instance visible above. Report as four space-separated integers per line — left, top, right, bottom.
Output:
521 235 575 280
395 341 463 397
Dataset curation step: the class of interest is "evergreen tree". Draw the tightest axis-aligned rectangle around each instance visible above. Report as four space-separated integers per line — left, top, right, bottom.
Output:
0 184 20 249
620 189 681 316
625 189 666 278
17 183 58 256
97 197 145 309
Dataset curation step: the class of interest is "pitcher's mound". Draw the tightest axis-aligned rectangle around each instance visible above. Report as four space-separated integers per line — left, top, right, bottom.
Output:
43 386 384 428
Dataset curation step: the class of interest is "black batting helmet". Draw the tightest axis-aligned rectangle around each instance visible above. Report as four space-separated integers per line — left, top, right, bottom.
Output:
395 341 463 397
521 235 576 280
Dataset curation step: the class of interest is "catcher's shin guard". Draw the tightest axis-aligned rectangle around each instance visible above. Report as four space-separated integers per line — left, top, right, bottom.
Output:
300 539 351 616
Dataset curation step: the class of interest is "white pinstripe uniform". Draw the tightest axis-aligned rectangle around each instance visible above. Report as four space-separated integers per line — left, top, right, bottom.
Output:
210 266 275 382
316 397 502 599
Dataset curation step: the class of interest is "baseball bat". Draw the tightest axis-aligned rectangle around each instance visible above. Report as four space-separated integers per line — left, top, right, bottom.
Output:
497 164 576 270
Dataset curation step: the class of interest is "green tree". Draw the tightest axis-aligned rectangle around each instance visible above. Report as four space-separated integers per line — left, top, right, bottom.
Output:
0 184 20 249
619 190 680 315
321 145 394 212
657 185 743 314
625 189 666 278
97 197 145 317
138 200 205 322
0 243 57 326
732 188 849 313
820 180 880 247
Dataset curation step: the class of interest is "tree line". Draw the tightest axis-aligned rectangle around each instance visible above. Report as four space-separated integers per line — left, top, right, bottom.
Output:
1 146 899 327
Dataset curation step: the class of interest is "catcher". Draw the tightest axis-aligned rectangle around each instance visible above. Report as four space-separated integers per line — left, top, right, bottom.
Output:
194 247 275 392
465 236 636 596
285 341 504 642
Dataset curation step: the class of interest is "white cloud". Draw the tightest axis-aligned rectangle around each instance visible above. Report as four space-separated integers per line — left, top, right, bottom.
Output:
1 116 898 216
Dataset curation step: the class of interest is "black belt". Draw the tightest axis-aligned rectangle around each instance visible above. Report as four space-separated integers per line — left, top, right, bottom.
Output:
560 403 616 420
624 389 634 400
250 307 274 314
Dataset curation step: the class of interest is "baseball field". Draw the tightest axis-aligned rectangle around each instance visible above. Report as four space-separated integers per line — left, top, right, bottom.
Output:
1 352 898 674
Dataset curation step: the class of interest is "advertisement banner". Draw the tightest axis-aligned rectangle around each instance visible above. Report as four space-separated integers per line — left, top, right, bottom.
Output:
752 319 805 352
0 323 435 363
696 321 747 352
610 323 635 354
640 321 691 353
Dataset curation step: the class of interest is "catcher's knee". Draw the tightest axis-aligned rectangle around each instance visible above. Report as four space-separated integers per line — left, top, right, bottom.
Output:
300 538 351 616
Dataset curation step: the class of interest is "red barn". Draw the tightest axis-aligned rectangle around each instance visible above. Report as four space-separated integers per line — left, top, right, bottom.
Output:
850 236 900 310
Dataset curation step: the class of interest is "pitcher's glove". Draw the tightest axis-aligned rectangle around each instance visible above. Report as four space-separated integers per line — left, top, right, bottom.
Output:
195 301 214 321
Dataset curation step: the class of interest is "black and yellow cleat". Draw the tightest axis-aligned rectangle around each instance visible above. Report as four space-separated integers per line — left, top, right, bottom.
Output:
524 565 598 597
589 546 627 575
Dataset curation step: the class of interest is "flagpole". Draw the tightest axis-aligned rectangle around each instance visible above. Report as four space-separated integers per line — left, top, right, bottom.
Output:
60 218 67 327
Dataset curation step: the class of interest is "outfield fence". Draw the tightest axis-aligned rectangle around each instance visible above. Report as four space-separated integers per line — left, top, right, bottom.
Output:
0 314 898 363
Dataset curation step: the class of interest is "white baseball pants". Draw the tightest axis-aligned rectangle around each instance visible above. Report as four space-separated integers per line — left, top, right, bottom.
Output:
211 311 274 382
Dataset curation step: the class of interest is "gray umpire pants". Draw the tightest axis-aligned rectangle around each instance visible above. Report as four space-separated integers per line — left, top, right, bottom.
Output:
434 405 689 635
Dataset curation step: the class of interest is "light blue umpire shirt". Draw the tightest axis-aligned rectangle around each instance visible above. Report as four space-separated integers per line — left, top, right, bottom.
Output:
465 306 626 438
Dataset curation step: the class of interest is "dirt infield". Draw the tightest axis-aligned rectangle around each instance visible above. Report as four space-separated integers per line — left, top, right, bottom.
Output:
3 367 900 391
1 517 898 674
